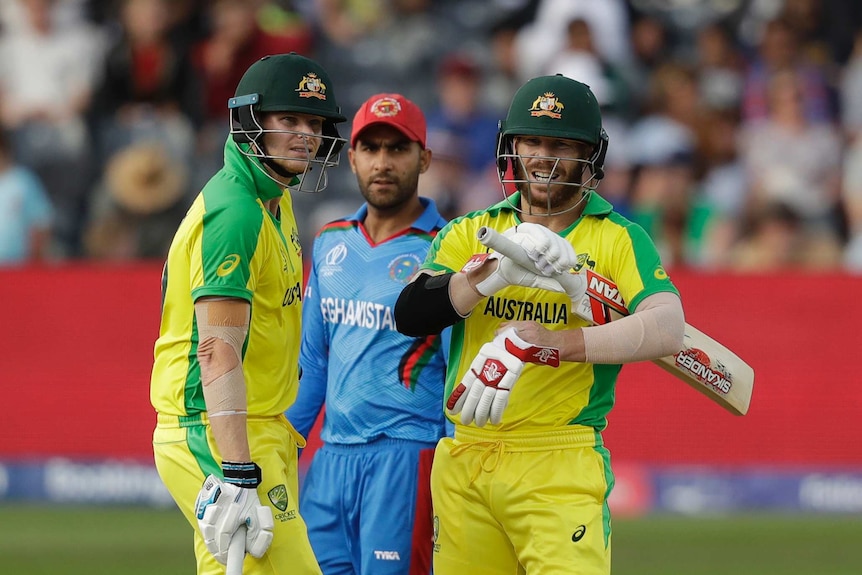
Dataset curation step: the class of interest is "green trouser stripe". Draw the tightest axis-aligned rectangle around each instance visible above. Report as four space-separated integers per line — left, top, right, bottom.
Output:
187 423 220 478
595 443 615 548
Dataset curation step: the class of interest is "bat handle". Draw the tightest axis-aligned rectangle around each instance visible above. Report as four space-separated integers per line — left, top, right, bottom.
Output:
476 226 584 301
226 524 246 575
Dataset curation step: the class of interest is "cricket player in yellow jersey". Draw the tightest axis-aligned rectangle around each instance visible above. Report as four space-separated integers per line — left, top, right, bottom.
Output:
150 53 346 575
394 74 686 574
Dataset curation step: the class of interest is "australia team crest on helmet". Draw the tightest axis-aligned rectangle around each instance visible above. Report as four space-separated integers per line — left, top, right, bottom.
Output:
296 72 327 100
529 92 565 119
388 254 422 283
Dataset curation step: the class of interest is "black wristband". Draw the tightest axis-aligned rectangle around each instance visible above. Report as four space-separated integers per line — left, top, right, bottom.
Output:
222 461 262 489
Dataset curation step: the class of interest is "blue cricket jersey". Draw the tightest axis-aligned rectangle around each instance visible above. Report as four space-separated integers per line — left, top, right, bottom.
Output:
287 198 449 445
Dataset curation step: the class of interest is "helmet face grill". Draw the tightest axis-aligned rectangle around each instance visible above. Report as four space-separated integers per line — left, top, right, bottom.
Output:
497 149 601 216
229 54 347 192
495 75 608 215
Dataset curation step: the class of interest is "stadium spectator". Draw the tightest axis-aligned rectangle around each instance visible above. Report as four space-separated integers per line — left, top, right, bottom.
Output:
90 0 201 169
425 53 502 178
728 200 842 271
190 0 313 188
513 0 632 81
739 68 843 246
741 17 834 123
81 142 190 260
0 0 103 258
0 130 54 265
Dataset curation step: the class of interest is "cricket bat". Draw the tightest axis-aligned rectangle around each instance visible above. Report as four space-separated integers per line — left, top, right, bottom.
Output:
477 227 754 415
226 525 246 575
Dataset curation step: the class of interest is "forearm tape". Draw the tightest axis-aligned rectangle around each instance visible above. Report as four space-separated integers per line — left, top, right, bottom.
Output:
394 272 464 336
582 291 685 364
195 301 250 416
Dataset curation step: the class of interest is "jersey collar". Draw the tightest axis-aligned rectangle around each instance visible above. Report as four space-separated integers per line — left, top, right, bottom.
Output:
495 190 614 218
349 197 443 233
222 139 298 202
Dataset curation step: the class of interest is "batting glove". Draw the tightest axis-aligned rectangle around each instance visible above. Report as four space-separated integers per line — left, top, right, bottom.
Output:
470 229 570 297
194 462 274 564
446 327 560 426
511 222 579 276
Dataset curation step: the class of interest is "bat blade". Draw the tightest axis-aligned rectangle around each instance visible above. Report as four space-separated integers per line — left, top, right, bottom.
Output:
477 226 754 416
576 269 754 416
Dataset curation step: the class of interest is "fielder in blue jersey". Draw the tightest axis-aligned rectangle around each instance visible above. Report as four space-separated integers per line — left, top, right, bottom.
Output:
286 93 449 575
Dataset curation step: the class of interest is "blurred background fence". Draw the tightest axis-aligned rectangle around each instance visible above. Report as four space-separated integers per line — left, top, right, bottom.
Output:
2 264 860 516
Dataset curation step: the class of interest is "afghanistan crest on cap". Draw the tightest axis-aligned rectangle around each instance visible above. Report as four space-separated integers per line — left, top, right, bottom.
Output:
370 97 402 117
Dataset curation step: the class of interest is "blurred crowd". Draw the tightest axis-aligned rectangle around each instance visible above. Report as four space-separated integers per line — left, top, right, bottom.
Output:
2 0 862 273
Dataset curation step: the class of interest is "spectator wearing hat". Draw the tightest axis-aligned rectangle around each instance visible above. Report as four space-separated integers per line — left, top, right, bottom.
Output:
82 142 190 260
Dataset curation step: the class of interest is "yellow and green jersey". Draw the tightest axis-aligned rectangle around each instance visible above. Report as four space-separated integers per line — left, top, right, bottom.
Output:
422 192 678 432
150 139 304 417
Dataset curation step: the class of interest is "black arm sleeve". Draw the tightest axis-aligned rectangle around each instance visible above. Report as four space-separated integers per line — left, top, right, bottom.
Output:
394 272 464 336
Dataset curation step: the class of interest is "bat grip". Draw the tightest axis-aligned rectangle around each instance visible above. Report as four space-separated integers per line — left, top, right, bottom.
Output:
476 226 584 300
226 524 246 575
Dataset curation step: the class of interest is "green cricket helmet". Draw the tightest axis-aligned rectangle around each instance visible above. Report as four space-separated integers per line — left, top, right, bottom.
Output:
228 53 347 192
497 74 609 214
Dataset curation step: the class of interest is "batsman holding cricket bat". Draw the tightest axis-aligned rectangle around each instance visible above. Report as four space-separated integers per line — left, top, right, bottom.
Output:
394 74 686 574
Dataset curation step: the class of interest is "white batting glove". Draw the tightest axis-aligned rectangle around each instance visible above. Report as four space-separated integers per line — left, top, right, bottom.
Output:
446 327 560 426
194 467 274 564
511 222 579 276
469 229 570 297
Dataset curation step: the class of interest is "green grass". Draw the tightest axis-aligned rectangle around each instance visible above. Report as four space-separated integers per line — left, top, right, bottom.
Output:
1 505 861 574
612 514 862 575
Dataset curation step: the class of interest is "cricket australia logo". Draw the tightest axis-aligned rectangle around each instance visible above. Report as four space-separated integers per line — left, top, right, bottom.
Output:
529 92 565 119
268 485 288 511
296 72 327 100
268 484 297 522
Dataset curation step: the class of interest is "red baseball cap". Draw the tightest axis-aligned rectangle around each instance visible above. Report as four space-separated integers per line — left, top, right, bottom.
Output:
351 93 426 148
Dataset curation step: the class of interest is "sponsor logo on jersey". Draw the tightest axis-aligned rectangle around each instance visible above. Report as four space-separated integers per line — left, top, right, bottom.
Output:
296 72 327 100
216 254 241 277
373 550 402 561
388 254 422 283
572 525 587 542
529 92 565 119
